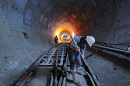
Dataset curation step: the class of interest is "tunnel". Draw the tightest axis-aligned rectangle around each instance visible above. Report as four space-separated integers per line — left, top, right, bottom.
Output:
0 0 130 86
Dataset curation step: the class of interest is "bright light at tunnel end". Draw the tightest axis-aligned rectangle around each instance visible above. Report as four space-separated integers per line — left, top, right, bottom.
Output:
72 32 75 37
54 27 75 43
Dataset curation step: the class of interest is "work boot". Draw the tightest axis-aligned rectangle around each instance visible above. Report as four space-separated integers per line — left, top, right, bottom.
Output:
76 68 82 75
72 74 81 86
74 81 82 86
77 71 82 75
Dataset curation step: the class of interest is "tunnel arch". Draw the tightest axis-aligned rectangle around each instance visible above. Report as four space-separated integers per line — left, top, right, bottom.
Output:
0 0 130 86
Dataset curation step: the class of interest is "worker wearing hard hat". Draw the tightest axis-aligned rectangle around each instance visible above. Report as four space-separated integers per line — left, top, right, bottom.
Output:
67 36 95 85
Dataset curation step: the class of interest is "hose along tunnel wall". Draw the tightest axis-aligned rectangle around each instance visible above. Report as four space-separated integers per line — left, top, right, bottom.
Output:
0 0 130 86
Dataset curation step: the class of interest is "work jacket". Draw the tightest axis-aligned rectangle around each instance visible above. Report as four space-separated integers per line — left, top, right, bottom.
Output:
68 36 88 55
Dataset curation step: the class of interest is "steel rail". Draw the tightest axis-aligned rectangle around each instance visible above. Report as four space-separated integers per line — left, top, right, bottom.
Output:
58 44 68 86
53 44 62 86
12 43 101 86
12 45 59 86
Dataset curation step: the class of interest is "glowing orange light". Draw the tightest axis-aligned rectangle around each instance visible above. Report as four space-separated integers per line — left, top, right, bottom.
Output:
61 33 70 42
54 27 74 43
72 14 76 18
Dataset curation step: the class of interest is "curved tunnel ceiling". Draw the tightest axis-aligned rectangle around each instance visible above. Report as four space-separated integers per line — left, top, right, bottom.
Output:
40 0 97 43
0 0 130 86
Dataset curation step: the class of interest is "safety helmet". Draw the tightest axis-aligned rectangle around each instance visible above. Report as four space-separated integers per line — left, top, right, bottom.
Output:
85 36 95 47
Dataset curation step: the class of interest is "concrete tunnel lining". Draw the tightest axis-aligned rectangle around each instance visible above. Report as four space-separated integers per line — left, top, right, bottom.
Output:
0 0 130 86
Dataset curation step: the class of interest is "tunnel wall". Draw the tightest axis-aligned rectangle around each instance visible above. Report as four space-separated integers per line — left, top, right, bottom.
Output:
85 0 130 86
0 0 130 86
87 0 130 50
0 0 51 85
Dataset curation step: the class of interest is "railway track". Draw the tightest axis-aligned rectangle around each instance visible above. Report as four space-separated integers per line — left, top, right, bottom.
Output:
12 43 100 86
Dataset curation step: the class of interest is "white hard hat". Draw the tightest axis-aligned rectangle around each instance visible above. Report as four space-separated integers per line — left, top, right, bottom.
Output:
85 36 95 47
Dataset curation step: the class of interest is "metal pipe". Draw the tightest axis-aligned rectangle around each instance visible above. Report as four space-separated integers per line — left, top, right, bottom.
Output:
86 72 96 86
92 44 130 56
82 59 100 86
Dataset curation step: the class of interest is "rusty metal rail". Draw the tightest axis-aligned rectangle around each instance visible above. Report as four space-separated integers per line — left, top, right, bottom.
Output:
52 43 100 86
12 44 60 86
12 43 100 86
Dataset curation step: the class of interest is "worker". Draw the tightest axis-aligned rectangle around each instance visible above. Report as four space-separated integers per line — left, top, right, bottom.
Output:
67 36 95 85
54 35 58 45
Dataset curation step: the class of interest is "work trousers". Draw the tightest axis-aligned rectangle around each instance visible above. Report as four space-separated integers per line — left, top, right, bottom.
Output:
68 49 81 73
